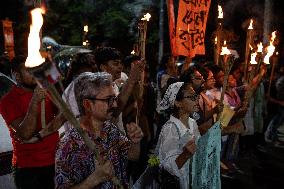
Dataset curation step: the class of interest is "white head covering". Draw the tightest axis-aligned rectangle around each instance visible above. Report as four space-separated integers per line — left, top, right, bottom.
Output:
59 81 80 134
156 82 184 113
62 81 79 118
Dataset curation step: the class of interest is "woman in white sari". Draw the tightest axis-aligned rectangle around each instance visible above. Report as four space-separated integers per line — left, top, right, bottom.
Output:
156 82 201 189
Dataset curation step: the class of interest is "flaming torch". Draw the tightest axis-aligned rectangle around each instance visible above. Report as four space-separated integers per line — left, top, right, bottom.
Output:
213 36 218 65
267 31 277 94
82 25 89 47
264 31 276 64
218 41 236 125
247 42 263 82
255 42 264 75
250 52 257 65
244 42 266 111
219 41 233 116
244 19 254 81
218 5 223 19
138 13 151 59
24 8 122 188
25 8 45 68
25 8 47 128
134 13 151 125
215 5 223 65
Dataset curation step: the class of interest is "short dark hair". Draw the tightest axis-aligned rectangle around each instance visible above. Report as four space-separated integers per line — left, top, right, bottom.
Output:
198 66 210 80
65 53 97 85
123 54 141 69
93 47 121 70
207 64 223 78
179 64 199 84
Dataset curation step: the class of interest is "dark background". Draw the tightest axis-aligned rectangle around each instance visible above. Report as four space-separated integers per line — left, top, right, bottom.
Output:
1 0 284 70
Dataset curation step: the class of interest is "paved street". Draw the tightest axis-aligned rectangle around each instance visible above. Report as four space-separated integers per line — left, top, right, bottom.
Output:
222 144 284 189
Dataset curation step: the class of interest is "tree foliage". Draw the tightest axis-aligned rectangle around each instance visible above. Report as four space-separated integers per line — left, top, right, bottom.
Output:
43 0 158 56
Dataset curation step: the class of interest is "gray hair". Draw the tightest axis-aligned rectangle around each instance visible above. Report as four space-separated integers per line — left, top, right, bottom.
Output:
74 72 113 115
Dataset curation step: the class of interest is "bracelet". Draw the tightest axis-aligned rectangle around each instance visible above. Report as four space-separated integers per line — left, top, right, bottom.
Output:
33 132 42 141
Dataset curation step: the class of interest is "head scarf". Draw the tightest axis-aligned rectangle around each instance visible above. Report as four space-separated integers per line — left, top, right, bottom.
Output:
156 82 184 113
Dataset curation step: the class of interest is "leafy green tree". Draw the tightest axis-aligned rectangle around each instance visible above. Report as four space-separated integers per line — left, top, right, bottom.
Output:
44 1 124 52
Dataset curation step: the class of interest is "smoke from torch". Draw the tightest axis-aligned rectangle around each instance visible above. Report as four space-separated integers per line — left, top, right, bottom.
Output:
25 8 45 68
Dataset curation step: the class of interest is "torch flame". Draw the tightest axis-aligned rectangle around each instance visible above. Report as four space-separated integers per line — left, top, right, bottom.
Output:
271 31 276 42
131 50 135 55
141 13 151 21
250 52 257 64
25 8 45 68
257 42 263 53
218 5 223 19
263 31 276 64
215 36 217 45
248 19 253 30
220 41 231 55
84 25 88 32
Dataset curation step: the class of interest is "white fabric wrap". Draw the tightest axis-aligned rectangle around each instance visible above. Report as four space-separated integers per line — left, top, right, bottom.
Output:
156 82 184 113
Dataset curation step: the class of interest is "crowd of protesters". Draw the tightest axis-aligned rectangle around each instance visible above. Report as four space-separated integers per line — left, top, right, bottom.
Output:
0 45 284 189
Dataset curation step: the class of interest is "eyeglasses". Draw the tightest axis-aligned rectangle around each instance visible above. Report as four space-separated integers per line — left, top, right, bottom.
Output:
183 94 199 101
85 96 118 107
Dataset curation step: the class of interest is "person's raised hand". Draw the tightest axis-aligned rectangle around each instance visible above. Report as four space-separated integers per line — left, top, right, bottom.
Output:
126 122 143 144
128 59 145 84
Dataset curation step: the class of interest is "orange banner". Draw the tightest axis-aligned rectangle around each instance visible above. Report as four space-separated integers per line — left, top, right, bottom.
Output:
167 0 177 56
176 0 211 58
2 19 15 61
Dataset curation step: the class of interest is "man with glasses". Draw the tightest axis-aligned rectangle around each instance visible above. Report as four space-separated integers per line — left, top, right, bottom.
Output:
55 72 143 189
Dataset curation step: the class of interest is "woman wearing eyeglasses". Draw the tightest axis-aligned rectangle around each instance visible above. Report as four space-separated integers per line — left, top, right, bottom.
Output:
197 67 223 133
156 82 200 189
